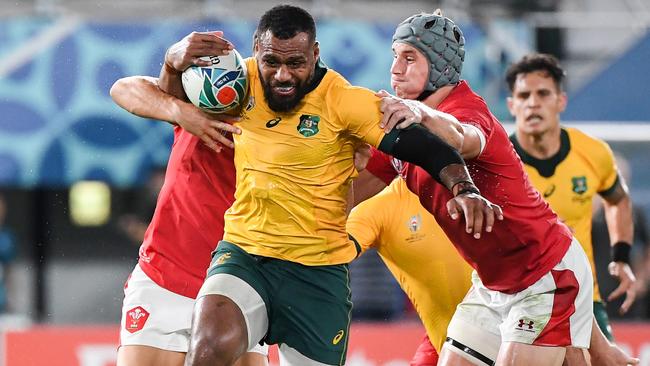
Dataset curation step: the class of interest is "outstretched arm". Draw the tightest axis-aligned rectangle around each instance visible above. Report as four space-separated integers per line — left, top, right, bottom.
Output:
588 317 639 366
110 76 239 152
377 124 503 239
600 177 637 314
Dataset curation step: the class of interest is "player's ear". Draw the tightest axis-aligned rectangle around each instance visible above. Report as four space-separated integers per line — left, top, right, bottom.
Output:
313 41 320 60
558 91 568 113
506 96 515 117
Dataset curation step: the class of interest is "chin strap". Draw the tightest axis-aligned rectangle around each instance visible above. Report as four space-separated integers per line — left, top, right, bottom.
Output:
417 90 434 101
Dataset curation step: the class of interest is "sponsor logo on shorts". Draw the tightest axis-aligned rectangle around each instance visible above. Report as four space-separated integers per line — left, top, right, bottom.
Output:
125 306 149 333
332 329 345 345
215 252 232 266
516 318 535 333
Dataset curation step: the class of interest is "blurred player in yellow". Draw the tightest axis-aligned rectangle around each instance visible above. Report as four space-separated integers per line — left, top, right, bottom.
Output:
347 176 472 365
506 53 637 341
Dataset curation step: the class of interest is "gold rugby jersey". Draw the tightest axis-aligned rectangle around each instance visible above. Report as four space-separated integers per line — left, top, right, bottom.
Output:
347 178 472 350
511 127 619 301
223 57 386 265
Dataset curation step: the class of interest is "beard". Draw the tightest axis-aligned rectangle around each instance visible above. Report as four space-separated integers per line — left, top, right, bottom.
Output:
261 75 312 113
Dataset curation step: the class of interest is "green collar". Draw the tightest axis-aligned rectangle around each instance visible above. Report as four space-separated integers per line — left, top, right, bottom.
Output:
303 58 328 95
510 128 570 178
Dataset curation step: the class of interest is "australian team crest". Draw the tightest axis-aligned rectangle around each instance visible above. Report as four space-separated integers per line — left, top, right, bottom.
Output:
297 114 320 137
572 176 588 194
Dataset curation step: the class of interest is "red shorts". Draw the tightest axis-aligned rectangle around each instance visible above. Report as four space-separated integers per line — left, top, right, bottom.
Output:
410 334 438 366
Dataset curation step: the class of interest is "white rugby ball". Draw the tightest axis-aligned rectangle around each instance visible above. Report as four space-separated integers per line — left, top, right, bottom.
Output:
182 49 248 113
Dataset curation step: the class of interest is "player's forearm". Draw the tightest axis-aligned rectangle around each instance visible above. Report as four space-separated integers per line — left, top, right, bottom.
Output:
589 317 612 364
420 111 482 160
589 316 640 366
604 194 634 245
420 110 463 150
110 76 181 125
158 61 189 101
378 125 475 192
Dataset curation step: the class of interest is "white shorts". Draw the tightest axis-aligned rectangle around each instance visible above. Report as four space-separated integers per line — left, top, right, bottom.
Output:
446 239 593 362
120 264 268 355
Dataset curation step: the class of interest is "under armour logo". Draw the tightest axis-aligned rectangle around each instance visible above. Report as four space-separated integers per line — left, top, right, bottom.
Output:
517 319 534 330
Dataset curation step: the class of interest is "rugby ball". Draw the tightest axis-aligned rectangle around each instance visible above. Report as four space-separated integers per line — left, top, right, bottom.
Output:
182 49 248 113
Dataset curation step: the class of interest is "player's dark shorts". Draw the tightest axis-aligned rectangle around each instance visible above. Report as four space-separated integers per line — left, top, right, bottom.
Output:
594 301 614 341
201 241 352 365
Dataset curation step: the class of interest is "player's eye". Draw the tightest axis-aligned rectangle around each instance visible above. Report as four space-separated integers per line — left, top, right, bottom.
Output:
263 58 279 67
287 60 304 68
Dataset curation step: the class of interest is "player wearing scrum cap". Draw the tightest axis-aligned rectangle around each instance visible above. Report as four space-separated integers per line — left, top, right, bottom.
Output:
356 10 636 366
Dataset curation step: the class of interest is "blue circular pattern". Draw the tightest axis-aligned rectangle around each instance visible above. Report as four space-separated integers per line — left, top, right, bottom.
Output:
51 36 79 111
96 60 125 99
145 46 167 78
84 167 113 183
8 61 34 82
0 101 47 133
71 116 140 148
0 153 20 183
134 154 157 185
38 139 66 185
87 23 153 41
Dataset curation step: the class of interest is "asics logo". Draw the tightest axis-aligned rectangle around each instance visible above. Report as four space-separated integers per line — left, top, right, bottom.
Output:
215 252 231 266
543 184 555 198
332 330 345 345
266 117 282 128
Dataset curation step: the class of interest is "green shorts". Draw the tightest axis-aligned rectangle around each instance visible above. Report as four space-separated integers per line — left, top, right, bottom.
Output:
593 301 614 341
206 241 353 365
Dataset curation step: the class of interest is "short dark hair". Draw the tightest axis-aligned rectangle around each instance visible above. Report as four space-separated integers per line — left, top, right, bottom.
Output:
256 5 316 43
505 53 566 92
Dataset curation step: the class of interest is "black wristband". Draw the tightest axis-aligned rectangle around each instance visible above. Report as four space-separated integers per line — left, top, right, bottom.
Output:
457 186 481 196
611 241 632 264
452 181 480 196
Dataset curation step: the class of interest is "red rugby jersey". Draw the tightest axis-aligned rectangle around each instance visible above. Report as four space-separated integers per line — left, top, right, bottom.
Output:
137 126 236 298
366 81 573 293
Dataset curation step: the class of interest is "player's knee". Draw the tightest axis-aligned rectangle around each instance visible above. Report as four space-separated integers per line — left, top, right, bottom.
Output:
186 296 249 366
187 333 245 366
186 338 224 366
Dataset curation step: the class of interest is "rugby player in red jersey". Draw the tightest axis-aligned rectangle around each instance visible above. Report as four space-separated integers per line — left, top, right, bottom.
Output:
110 73 268 366
354 10 638 366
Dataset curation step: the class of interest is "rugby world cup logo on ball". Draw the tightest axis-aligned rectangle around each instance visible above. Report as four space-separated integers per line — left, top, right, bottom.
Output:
182 49 248 113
